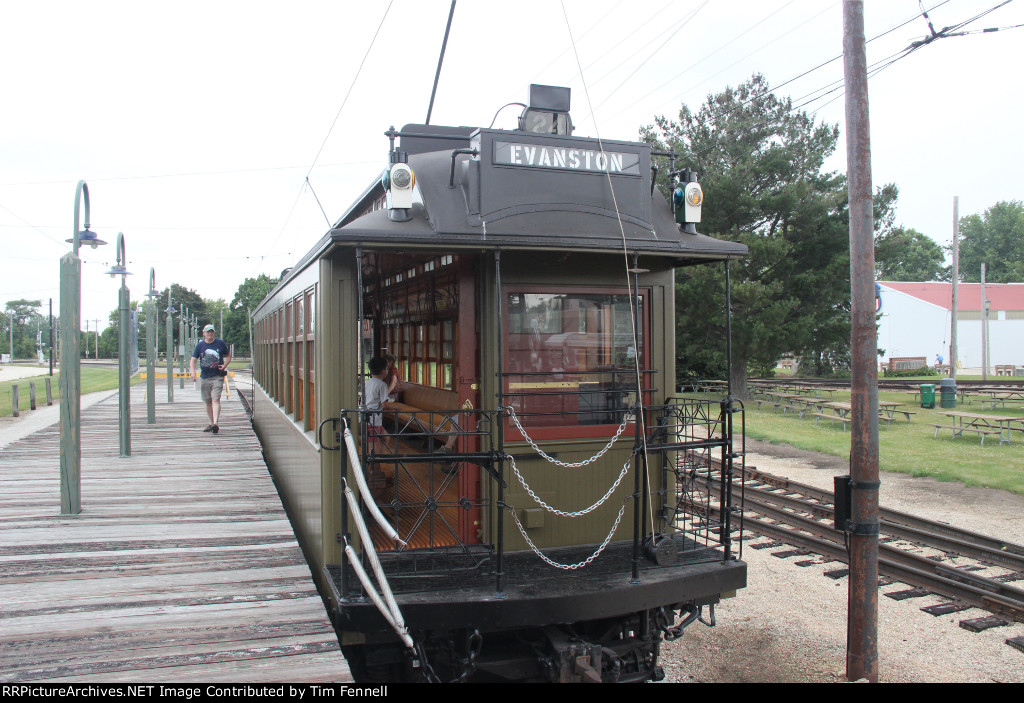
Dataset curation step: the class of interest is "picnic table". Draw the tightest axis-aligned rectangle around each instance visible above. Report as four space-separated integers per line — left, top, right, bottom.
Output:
930 411 1024 446
756 391 809 416
810 401 853 429
977 390 1024 410
878 401 916 422
686 379 728 394
809 400 914 429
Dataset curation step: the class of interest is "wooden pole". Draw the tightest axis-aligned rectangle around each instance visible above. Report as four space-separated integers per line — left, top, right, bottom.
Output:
843 0 879 682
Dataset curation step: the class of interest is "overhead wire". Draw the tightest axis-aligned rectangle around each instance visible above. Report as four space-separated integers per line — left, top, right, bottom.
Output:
607 0 806 122
0 160 382 188
787 0 1018 119
649 0 972 164
565 0 677 87
258 2 393 278
585 0 711 116
529 0 629 83
304 2 395 180
564 0 693 90
644 0 948 136
560 0 658 541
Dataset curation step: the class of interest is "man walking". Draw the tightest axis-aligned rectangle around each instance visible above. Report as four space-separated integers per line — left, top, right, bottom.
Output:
190 324 231 434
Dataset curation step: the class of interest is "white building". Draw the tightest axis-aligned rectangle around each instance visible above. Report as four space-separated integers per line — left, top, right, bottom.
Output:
877 281 1024 371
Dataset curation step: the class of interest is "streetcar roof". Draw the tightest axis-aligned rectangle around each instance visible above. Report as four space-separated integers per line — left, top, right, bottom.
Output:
326 126 747 264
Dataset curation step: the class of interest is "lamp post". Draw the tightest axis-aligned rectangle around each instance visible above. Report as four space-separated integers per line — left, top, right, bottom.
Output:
145 269 160 424
179 306 187 390
165 290 176 403
60 180 106 514
105 233 132 457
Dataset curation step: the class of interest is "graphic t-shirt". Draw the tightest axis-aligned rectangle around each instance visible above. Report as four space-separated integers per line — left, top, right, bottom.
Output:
193 339 229 379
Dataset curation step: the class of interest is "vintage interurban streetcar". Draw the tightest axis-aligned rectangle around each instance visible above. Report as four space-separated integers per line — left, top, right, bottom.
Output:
251 85 748 683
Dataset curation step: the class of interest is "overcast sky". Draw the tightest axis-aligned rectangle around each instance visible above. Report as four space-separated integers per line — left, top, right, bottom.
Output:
1 0 1021 332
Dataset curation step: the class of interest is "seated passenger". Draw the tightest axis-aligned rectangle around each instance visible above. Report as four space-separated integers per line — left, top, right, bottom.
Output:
384 353 403 402
364 356 391 449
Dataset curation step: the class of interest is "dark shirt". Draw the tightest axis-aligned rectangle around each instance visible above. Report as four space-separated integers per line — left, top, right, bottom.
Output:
192 339 229 379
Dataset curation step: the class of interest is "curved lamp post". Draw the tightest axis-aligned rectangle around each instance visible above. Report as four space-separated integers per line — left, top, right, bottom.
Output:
60 180 106 514
165 291 176 403
105 233 132 458
145 269 160 423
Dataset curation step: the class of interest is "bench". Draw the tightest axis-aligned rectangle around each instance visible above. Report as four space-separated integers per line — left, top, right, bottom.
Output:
928 423 1002 445
879 409 916 425
811 412 848 430
384 383 462 449
779 404 808 418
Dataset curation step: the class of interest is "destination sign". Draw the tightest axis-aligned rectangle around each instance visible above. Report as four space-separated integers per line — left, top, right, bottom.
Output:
493 140 641 176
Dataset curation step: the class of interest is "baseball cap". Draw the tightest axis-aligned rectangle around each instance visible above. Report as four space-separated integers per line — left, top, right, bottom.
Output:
204 324 215 332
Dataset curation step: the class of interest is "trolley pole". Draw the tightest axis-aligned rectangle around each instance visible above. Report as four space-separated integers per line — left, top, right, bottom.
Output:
843 0 879 682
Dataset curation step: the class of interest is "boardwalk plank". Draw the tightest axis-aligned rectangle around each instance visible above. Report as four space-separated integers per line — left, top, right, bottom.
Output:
0 379 349 683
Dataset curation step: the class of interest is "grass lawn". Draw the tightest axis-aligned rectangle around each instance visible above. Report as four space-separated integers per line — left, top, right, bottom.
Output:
0 366 128 418
736 387 1024 496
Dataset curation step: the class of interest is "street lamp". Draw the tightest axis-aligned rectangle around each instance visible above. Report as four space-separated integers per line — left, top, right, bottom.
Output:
165 290 176 403
60 180 107 514
179 306 187 390
145 269 160 424
105 233 132 457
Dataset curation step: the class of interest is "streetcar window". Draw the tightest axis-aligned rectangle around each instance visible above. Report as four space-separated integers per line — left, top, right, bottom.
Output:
505 289 647 429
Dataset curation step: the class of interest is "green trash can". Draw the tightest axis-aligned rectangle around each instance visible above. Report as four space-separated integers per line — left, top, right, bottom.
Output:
920 384 936 409
939 378 957 409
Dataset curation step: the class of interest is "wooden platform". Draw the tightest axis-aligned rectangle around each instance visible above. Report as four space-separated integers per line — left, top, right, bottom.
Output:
0 377 350 683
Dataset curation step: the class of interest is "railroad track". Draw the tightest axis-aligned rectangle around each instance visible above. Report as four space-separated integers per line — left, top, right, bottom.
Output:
696 467 1024 637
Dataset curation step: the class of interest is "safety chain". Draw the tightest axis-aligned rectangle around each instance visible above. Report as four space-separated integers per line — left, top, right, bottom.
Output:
415 629 482 683
451 629 482 683
415 641 441 683
509 453 632 517
508 500 629 570
655 604 716 642
503 405 633 467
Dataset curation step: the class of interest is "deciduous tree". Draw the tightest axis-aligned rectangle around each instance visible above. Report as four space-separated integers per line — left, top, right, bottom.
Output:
224 274 277 357
957 200 1024 283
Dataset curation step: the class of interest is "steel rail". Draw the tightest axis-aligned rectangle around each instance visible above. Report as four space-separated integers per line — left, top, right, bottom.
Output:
708 474 1024 572
724 508 1024 623
739 467 1024 559
728 492 1024 609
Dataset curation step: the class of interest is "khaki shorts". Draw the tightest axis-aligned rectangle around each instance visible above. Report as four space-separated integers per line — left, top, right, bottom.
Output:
200 377 224 402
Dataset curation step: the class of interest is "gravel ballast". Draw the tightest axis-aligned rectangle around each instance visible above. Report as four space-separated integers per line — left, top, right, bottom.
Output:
659 438 1024 683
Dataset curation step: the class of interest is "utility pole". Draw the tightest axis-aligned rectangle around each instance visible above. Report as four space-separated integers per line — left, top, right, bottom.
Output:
981 264 988 380
843 0 879 683
950 197 959 380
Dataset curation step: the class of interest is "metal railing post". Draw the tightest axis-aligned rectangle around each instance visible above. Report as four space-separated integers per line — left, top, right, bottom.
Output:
494 250 505 597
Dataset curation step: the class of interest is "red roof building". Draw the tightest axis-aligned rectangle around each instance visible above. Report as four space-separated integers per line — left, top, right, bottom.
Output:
877 282 1024 372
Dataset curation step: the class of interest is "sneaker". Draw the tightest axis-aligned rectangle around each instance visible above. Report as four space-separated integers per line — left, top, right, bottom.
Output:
212 425 219 434
203 425 214 432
